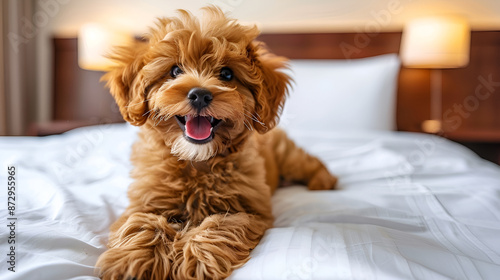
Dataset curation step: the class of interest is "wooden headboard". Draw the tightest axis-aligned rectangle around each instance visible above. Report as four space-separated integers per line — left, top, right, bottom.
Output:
257 32 500 142
52 31 500 142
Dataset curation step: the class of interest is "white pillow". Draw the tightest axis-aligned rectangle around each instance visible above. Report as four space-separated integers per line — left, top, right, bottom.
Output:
279 54 401 132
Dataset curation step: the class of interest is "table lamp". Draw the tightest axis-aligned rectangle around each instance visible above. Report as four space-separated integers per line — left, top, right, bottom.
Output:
400 16 470 133
78 23 132 71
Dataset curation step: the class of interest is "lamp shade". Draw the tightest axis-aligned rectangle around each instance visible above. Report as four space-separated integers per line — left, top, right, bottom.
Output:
400 16 470 68
78 23 132 71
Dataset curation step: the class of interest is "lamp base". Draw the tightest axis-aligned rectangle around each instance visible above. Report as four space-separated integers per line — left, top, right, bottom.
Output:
422 120 442 134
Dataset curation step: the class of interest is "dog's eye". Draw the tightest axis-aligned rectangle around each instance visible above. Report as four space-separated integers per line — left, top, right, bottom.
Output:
219 67 233 81
170 65 183 78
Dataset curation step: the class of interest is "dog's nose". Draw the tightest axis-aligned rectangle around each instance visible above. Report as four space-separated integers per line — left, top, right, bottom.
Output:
188 88 213 110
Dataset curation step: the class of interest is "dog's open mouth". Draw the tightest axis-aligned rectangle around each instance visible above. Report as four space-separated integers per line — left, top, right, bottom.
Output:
175 115 222 144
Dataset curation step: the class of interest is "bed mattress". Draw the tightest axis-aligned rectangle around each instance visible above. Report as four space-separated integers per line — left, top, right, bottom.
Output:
1 123 499 280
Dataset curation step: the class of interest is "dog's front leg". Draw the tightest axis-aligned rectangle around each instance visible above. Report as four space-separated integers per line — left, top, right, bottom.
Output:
96 212 179 280
170 212 271 280
263 128 338 191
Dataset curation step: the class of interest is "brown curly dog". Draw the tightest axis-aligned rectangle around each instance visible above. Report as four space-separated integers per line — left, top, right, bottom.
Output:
96 6 337 280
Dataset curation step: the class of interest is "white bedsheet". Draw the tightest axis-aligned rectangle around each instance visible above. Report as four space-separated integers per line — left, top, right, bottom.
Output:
1 124 499 280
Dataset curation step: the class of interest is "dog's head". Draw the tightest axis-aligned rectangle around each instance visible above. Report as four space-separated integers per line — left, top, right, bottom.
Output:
104 6 290 161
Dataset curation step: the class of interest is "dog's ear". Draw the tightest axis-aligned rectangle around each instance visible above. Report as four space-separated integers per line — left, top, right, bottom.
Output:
251 42 291 133
102 41 149 126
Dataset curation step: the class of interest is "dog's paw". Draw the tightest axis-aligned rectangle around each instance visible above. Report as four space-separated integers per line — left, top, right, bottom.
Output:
97 245 165 280
97 248 144 280
171 213 264 280
97 213 178 280
307 167 337 190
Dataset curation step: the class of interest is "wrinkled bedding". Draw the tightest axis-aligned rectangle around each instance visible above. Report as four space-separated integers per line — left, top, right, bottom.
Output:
1 123 499 280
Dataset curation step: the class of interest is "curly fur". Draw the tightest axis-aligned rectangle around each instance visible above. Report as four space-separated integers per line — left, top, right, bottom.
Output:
96 6 337 280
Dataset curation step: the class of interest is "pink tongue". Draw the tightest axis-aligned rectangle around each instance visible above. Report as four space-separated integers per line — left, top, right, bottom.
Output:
185 116 212 140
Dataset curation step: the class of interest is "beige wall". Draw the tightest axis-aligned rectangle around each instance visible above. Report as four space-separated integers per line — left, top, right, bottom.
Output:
43 0 500 36
32 0 500 122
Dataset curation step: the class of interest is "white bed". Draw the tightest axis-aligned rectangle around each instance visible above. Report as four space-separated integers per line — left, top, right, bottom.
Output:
1 55 500 280
1 124 500 280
